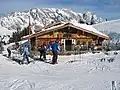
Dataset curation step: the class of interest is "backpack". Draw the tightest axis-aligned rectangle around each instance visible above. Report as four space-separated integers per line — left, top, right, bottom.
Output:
39 45 45 52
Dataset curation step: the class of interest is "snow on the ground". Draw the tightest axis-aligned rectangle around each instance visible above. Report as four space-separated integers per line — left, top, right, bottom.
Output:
0 50 120 90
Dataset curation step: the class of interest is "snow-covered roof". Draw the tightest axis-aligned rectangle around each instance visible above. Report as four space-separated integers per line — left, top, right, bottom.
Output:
44 23 66 31
43 22 109 39
24 22 109 39
70 22 109 38
19 40 28 44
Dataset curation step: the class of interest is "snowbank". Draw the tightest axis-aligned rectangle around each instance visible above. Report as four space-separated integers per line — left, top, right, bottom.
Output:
0 50 120 90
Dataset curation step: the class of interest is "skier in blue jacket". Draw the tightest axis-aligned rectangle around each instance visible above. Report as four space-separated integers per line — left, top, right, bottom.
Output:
22 45 30 64
51 40 59 64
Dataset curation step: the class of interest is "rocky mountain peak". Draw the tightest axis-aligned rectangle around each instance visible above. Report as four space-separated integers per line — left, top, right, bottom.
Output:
0 8 105 31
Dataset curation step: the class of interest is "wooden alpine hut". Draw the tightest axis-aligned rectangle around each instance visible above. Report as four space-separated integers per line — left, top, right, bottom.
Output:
23 22 110 51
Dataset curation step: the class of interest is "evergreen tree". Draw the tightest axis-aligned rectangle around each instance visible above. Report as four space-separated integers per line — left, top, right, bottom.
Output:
9 27 32 43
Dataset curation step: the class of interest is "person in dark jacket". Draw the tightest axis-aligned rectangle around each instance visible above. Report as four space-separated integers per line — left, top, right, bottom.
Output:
7 48 11 58
51 40 59 64
7 46 12 58
39 44 46 61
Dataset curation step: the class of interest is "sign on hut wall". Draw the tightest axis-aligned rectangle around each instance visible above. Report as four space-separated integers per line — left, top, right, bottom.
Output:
38 31 93 39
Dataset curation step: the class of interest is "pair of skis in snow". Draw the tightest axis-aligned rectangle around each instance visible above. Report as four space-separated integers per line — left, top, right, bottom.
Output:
3 54 56 65
10 57 35 65
38 55 58 64
3 54 35 65
39 58 58 64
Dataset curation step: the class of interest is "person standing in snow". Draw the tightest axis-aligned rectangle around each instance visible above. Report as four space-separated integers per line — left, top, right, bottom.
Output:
51 40 59 64
46 41 52 53
42 43 47 60
38 43 46 61
0 41 3 54
47 41 52 51
22 45 30 64
7 46 12 58
46 41 53 60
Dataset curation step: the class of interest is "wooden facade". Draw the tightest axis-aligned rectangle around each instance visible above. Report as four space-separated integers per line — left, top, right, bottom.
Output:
23 23 110 51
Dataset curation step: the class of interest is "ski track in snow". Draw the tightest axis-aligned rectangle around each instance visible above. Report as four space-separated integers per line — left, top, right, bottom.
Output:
0 51 120 90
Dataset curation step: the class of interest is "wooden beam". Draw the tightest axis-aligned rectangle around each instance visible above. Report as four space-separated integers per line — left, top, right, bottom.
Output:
24 23 110 41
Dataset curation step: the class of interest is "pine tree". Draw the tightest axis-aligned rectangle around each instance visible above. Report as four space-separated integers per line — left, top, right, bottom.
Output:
9 27 32 43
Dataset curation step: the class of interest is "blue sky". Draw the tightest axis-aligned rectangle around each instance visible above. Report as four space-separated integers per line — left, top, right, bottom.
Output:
0 0 120 20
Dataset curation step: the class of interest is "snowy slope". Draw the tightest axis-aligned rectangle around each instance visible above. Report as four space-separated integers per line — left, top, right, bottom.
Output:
0 8 105 30
0 26 13 35
0 26 16 43
93 19 120 33
0 50 120 90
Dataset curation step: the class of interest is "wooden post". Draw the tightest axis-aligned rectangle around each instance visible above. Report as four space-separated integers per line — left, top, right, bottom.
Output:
35 37 38 49
28 16 31 55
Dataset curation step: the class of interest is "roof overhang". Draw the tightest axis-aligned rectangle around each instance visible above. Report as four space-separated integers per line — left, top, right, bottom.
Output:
23 22 110 40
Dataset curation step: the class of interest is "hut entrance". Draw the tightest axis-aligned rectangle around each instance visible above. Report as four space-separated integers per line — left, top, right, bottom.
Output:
65 39 72 51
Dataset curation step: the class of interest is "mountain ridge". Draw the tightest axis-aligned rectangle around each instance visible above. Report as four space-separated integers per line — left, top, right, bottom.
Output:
0 8 105 31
